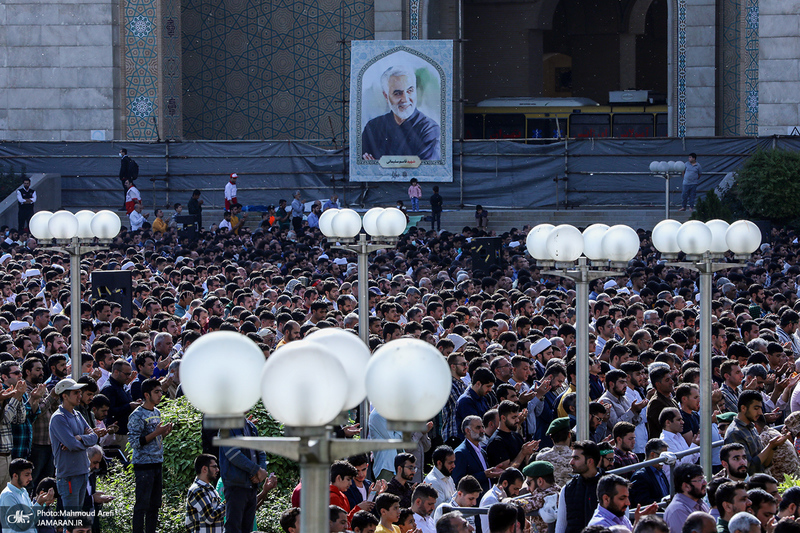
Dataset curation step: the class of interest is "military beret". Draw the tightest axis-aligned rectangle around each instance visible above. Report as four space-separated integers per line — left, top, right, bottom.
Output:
523 461 554 479
546 417 570 435
716 412 736 424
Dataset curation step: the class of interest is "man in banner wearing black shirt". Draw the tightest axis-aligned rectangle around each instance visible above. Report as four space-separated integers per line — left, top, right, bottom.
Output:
361 65 441 161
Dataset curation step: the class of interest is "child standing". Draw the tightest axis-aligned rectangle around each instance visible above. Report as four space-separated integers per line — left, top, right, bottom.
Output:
374 493 402 533
168 202 182 229
408 178 422 212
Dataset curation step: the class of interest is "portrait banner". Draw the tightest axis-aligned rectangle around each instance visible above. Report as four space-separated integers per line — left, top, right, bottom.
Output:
349 40 453 182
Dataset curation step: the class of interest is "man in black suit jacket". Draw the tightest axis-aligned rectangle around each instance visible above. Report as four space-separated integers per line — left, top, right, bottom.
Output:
630 438 671 507
119 148 136 185
451 415 503 495
119 148 136 207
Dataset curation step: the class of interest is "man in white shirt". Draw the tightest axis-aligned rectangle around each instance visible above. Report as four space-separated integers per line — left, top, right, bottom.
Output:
478 468 523 533
621 361 649 455
129 203 148 231
0 458 55 533
424 445 456 506
16 177 36 231
411 483 438 533
224 173 237 210
218 211 233 232
659 407 699 482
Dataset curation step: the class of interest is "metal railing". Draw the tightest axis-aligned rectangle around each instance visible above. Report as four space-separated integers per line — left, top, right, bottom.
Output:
443 434 755 520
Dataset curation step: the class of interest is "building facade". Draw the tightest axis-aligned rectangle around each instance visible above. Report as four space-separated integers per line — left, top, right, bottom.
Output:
1 0 798 141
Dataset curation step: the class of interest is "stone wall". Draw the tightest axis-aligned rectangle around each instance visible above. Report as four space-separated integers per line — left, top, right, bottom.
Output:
0 0 120 140
375 0 403 39
758 0 800 136
682 0 717 136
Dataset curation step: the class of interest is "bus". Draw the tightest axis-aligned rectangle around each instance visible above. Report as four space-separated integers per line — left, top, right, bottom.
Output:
464 97 669 141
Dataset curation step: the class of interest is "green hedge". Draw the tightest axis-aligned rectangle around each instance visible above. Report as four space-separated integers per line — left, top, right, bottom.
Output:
98 397 299 533
732 148 800 222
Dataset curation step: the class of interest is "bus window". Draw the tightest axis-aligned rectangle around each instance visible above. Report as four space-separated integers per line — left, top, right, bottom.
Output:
526 118 565 139
569 114 610 138
656 113 668 137
612 113 654 137
485 114 525 140
464 114 484 139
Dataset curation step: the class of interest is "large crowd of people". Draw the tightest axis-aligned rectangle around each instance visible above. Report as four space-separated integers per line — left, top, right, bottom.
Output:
3 183 800 533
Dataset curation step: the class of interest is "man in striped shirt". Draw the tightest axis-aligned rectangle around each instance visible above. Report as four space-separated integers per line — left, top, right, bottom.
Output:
186 454 226 533
441 353 468 446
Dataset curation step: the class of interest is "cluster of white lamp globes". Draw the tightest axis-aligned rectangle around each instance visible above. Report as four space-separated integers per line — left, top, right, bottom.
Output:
651 219 761 258
181 329 452 431
526 223 642 265
27 210 122 242
650 160 687 174
317 207 408 240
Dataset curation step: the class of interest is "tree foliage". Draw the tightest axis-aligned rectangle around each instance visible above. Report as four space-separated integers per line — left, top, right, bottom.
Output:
0 165 27 203
97 397 298 533
734 148 800 221
691 191 734 222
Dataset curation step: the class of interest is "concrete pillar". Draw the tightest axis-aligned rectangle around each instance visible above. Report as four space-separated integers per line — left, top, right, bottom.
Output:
757 0 800 135
374 0 404 40
0 0 120 140
620 33 637 89
529 29 545 96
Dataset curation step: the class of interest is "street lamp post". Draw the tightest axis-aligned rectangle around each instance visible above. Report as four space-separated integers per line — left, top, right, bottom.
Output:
650 160 686 220
318 207 407 434
28 210 121 380
652 218 761 480
526 223 640 440
181 331 451 533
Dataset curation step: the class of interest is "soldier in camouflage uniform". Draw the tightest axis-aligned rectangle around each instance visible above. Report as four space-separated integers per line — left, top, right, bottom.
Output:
512 461 561 533
535 418 573 487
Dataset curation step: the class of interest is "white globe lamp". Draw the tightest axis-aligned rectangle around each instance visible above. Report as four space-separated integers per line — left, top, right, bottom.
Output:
676 220 712 255
726 220 762 256
601 225 640 263
75 210 96 240
330 209 362 239
582 224 609 261
318 209 338 237
376 208 407 237
48 211 79 241
305 329 370 410
651 219 682 255
29 211 54 241
526 224 555 261
365 339 451 428
89 210 121 240
261 340 348 427
705 219 731 254
362 208 384 236
181 331 265 427
546 224 584 262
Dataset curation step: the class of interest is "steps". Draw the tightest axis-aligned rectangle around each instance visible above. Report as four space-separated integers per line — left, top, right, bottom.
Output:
412 207 693 233
119 206 692 235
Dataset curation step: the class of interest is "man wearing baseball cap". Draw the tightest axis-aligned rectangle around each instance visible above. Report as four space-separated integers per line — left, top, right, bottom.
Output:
49 378 102 511
225 173 238 210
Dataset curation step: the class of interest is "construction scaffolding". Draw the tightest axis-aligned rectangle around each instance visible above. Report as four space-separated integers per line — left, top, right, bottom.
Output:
0 137 797 212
